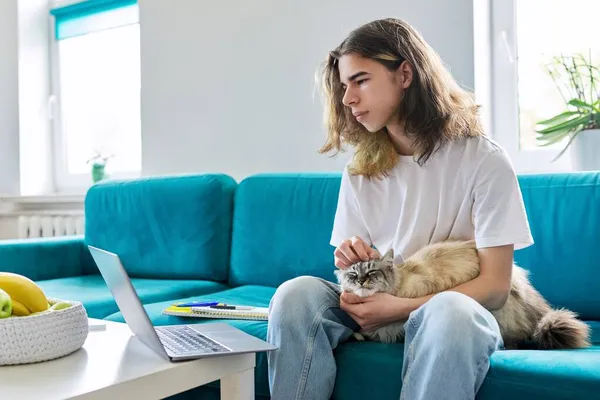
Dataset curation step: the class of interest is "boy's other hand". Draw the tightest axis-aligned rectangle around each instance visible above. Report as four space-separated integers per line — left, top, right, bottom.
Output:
334 236 381 269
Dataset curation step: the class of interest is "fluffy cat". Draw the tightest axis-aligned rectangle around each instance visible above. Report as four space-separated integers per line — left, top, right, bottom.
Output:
334 239 591 350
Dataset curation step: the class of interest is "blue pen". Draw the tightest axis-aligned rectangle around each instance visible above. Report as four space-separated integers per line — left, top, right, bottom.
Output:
175 301 219 308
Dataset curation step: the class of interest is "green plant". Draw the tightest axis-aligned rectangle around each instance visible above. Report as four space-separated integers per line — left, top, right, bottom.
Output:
86 151 114 183
535 51 600 160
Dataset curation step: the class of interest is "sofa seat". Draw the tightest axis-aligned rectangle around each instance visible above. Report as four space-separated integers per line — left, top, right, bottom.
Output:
104 284 276 398
478 340 600 399
333 321 600 400
38 275 228 319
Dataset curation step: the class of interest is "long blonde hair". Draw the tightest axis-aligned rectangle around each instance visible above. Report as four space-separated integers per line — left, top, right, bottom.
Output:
318 18 484 179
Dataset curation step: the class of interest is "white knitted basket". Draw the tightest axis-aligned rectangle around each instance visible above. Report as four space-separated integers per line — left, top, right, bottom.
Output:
0 297 89 365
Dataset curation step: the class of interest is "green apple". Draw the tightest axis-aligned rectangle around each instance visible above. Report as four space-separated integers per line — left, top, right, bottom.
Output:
0 288 12 318
49 301 72 311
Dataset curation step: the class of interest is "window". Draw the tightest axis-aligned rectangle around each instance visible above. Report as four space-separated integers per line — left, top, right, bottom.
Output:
491 0 600 173
49 0 141 191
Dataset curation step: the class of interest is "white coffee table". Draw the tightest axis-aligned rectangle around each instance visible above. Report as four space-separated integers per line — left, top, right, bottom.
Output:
0 318 256 400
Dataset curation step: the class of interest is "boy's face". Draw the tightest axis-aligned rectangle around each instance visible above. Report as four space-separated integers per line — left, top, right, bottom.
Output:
338 53 411 132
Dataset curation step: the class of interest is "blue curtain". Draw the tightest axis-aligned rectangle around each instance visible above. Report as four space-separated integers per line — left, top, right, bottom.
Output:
50 0 138 40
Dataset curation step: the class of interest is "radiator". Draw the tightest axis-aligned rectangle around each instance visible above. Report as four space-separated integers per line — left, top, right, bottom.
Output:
17 214 85 239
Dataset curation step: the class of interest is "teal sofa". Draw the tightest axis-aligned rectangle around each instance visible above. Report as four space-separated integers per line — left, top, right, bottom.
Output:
1 172 599 399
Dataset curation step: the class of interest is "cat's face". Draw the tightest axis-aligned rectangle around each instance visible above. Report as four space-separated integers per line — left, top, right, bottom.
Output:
334 249 395 297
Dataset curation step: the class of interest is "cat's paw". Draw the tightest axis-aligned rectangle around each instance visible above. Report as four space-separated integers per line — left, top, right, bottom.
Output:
352 332 366 341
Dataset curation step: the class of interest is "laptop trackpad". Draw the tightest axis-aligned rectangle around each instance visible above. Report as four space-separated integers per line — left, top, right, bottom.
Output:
190 324 271 351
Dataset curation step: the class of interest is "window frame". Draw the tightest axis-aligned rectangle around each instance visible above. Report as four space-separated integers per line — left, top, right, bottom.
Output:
490 0 573 173
48 0 142 194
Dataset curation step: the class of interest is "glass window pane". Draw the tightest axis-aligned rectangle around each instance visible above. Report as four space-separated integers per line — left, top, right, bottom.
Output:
516 0 600 149
58 23 141 175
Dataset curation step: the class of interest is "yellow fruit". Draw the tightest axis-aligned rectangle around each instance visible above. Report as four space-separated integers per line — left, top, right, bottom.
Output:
0 272 48 314
11 300 31 316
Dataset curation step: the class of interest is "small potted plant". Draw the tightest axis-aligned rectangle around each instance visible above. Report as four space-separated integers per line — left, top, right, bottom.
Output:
535 51 600 170
86 151 114 183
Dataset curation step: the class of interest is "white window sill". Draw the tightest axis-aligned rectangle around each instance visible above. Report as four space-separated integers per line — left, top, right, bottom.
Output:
0 194 84 217
508 146 575 174
0 194 85 204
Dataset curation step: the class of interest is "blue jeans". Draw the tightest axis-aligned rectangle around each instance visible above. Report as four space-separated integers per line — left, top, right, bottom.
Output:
266 276 503 400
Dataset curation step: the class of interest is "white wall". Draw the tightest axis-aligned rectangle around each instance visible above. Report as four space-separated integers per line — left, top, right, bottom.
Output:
139 0 477 181
17 0 53 196
1 0 482 196
0 0 21 195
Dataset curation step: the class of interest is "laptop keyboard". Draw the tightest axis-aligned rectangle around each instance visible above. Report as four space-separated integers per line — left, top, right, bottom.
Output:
156 325 231 355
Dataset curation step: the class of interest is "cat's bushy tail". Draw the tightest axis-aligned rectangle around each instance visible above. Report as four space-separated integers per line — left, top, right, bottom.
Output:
533 309 591 349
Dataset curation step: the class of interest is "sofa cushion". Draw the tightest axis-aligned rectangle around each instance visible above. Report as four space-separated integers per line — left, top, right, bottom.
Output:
38 275 228 319
333 321 600 400
514 172 600 320
84 173 237 280
477 345 600 399
104 285 275 398
229 174 342 287
0 236 89 281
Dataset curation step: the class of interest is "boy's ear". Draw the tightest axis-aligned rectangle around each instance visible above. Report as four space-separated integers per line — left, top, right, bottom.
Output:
397 60 413 89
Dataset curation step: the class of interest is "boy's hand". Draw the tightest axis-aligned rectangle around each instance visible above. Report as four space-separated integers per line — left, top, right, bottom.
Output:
334 236 381 269
340 291 409 332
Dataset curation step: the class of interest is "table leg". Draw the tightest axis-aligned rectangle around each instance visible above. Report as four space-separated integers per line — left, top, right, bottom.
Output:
220 367 254 400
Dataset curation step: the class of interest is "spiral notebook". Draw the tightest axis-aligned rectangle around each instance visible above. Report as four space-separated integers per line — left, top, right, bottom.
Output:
162 304 269 321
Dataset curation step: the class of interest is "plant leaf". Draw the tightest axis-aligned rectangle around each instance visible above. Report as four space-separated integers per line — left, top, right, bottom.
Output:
538 132 569 147
535 114 589 134
536 125 573 146
593 112 600 128
568 98 596 111
535 111 579 126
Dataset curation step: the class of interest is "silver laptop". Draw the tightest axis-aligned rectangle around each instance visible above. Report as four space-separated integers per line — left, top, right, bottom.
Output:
88 245 277 361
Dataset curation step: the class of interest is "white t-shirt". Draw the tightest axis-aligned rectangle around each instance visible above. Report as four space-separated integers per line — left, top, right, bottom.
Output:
330 136 534 264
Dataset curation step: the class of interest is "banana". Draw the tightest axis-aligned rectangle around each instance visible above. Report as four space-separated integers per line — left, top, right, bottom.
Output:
10 299 31 316
0 272 48 314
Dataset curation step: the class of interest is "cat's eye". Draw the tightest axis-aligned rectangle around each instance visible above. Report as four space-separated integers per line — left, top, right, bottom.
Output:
347 273 357 280
367 271 379 276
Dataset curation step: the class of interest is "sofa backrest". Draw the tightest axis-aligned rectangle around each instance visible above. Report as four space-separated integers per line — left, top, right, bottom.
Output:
228 173 341 287
514 172 600 320
84 173 236 281
230 172 600 320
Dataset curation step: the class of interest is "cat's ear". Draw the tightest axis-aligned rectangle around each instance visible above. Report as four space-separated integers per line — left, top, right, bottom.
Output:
333 269 344 282
381 248 394 264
